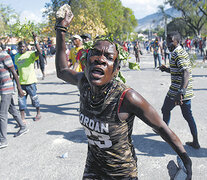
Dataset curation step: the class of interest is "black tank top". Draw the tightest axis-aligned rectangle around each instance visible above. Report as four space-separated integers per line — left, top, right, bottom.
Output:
78 77 138 178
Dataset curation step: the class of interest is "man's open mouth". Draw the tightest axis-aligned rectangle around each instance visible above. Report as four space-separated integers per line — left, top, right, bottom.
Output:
91 67 104 78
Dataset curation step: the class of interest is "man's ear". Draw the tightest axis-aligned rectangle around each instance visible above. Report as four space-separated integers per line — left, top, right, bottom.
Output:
117 64 120 71
114 65 120 77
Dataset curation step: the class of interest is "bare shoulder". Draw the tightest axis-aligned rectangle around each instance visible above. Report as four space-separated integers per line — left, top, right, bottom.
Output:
121 88 163 128
120 88 150 114
124 89 148 105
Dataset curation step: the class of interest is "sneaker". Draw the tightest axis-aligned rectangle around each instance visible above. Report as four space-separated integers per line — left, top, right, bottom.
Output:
0 142 8 149
14 127 29 137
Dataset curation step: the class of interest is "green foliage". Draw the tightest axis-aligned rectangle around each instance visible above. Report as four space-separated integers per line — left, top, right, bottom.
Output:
167 18 194 38
43 0 138 40
117 71 126 83
11 20 39 43
157 28 165 38
98 0 123 35
201 23 207 36
122 7 138 39
128 62 140 70
43 0 107 37
0 4 19 38
0 3 44 44
166 0 207 36
1 0 139 44
98 0 137 38
79 34 130 62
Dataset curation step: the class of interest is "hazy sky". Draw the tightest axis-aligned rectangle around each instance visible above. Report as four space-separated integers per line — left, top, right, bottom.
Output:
121 0 170 19
2 0 170 23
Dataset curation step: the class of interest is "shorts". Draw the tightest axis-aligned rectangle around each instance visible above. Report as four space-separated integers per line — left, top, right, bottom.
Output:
18 83 40 110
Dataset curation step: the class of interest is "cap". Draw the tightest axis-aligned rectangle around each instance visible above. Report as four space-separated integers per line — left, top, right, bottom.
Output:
72 35 82 41
81 33 91 40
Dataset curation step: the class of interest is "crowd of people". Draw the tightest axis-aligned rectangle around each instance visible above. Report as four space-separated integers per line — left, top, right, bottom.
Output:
0 6 206 179
119 35 207 70
0 32 43 148
143 36 207 67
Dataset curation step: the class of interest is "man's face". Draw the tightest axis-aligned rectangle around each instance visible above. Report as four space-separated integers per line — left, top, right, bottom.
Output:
85 40 119 87
167 36 176 52
18 44 27 54
83 37 90 43
73 38 82 47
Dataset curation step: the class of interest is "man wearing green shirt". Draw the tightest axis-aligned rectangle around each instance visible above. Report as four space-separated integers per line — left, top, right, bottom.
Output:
15 33 41 122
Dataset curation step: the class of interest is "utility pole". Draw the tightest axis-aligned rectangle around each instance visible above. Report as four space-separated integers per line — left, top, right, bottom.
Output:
164 16 167 41
148 25 151 40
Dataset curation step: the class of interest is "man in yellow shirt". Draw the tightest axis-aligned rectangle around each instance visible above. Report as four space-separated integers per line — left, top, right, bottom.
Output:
68 35 83 72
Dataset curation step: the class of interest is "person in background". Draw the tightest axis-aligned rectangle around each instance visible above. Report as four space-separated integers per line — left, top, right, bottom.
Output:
185 37 191 52
123 41 128 52
193 38 199 54
39 47 47 80
127 41 131 53
9 47 18 72
151 37 163 69
81 34 91 44
75 33 92 71
160 31 200 149
163 40 171 65
0 42 28 149
134 41 141 64
15 32 41 122
202 37 207 63
68 34 83 72
199 37 203 56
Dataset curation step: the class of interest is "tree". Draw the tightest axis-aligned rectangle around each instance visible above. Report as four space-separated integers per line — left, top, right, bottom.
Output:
97 0 137 39
0 3 49 46
69 0 107 37
98 0 125 38
11 20 40 43
43 0 66 37
43 0 107 38
158 5 171 40
0 4 19 39
122 7 138 40
43 0 138 40
167 18 194 38
191 0 207 17
167 0 207 36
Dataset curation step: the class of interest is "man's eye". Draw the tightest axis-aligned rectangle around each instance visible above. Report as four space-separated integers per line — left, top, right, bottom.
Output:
108 56 114 61
91 49 101 56
105 54 114 60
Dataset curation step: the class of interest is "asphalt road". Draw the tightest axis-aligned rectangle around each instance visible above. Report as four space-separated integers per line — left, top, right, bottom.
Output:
0 51 207 180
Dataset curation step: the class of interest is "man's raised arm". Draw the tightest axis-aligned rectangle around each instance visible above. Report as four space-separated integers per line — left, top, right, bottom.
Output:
55 9 82 85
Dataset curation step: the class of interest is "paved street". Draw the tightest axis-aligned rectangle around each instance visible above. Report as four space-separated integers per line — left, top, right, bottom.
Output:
0 51 207 180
